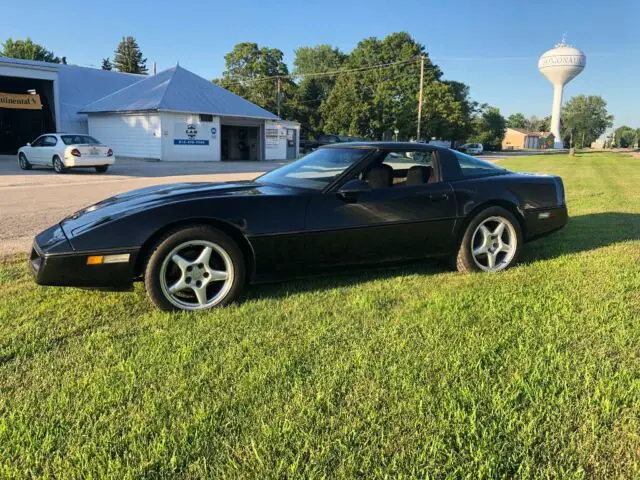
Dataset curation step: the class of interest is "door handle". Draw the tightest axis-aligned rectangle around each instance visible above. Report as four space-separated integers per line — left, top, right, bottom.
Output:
429 193 449 202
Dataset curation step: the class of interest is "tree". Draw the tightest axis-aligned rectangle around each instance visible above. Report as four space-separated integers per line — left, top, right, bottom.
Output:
113 36 147 74
506 113 528 129
101 57 112 71
216 42 297 119
1 37 60 63
562 95 613 148
469 106 506 151
322 32 445 140
613 125 638 148
528 115 551 132
420 81 470 142
292 45 347 137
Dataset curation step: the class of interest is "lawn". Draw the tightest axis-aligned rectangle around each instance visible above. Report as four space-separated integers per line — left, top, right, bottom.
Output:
0 152 639 478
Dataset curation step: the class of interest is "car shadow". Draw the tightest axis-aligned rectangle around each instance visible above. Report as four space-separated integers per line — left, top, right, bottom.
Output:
246 212 640 301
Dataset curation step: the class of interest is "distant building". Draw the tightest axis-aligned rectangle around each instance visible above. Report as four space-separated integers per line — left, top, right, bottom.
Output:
80 66 299 161
502 128 555 150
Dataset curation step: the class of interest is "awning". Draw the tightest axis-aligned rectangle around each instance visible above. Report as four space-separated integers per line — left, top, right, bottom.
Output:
0 92 42 110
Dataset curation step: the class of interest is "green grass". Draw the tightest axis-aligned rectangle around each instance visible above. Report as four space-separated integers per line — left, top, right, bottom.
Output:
1 152 639 479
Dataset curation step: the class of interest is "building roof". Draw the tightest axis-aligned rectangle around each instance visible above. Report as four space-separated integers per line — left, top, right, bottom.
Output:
79 65 279 120
506 127 553 137
57 64 143 125
0 55 59 70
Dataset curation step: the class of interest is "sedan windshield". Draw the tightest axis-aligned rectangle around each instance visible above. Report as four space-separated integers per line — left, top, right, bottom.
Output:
60 135 101 145
257 148 372 190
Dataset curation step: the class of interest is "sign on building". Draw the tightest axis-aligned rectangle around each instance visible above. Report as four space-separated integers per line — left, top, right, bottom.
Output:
173 123 209 145
0 92 42 110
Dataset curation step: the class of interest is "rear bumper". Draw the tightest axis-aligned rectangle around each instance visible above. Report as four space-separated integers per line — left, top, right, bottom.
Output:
30 225 139 290
63 156 116 167
523 205 568 241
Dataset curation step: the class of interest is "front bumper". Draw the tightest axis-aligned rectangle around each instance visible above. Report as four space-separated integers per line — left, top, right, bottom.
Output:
30 224 139 290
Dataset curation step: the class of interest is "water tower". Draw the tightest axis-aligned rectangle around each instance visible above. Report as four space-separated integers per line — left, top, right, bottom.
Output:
538 36 586 148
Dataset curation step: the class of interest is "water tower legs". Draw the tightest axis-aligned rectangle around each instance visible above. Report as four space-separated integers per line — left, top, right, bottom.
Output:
550 84 564 149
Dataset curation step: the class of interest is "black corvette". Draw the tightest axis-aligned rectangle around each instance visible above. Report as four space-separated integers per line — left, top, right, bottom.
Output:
31 142 567 311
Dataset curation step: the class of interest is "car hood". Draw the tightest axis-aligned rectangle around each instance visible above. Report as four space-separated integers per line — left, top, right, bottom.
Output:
60 181 284 238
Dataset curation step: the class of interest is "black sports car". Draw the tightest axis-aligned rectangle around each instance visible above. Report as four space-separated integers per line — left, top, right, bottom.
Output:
31 142 568 311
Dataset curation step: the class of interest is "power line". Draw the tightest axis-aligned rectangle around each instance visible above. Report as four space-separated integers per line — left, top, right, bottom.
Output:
222 56 422 86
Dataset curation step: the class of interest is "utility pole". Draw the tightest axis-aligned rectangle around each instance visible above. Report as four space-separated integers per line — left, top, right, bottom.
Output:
417 55 425 141
277 77 281 118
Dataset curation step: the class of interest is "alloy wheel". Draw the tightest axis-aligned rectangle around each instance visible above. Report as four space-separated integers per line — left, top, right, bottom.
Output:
159 240 234 310
54 158 64 173
471 216 517 272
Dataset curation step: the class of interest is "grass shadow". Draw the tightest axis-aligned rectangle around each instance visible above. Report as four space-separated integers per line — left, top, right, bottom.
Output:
521 212 640 263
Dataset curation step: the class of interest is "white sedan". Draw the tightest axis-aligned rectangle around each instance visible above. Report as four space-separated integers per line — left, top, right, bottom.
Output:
18 133 115 174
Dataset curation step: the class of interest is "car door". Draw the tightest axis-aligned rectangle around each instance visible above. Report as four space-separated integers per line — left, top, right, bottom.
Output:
40 135 59 165
26 136 45 164
304 148 457 267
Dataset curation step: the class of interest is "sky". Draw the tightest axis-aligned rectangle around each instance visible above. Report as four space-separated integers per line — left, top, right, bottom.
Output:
1 0 638 128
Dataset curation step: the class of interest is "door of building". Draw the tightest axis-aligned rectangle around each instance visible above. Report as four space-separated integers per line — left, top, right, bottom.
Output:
286 129 297 159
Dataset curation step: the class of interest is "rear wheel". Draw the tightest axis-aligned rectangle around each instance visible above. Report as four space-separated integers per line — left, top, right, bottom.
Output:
456 206 522 273
95 165 109 173
52 156 66 174
144 226 245 311
18 153 31 170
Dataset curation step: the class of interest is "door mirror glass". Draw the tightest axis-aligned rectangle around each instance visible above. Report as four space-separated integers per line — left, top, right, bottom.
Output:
337 178 371 201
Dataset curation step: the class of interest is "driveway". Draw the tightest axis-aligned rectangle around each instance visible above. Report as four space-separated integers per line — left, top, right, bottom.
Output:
0 156 283 257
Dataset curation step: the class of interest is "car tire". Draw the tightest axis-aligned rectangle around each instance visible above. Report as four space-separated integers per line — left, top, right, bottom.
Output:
18 153 32 170
455 206 522 273
53 156 66 174
95 165 109 173
144 225 246 312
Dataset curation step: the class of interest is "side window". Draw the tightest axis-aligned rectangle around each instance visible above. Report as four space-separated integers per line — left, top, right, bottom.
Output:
43 136 57 147
31 136 45 147
360 150 436 189
454 151 505 178
382 150 436 186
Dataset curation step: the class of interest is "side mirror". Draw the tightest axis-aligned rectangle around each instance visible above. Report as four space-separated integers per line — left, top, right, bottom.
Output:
26 143 31 147
337 178 370 202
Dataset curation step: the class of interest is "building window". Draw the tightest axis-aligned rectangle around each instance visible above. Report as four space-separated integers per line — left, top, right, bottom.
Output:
199 114 213 122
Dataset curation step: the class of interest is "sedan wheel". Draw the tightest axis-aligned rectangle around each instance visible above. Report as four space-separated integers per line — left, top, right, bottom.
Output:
145 226 245 311
18 153 32 170
455 206 522 273
53 156 66 174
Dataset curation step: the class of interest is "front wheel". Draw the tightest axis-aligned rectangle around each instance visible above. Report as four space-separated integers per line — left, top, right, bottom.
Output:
18 153 32 170
455 206 522 273
144 226 246 311
52 156 66 174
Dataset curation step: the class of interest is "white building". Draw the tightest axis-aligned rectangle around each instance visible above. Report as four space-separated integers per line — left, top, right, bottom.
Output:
80 66 299 161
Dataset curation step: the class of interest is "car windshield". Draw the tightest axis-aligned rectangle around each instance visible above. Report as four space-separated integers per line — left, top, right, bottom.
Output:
60 135 101 145
256 148 372 190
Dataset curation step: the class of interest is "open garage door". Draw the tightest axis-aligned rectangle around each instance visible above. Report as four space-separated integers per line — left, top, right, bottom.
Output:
0 77 56 154
221 125 260 161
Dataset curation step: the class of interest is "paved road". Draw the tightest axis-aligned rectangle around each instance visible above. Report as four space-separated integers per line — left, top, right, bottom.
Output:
0 156 283 257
